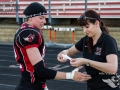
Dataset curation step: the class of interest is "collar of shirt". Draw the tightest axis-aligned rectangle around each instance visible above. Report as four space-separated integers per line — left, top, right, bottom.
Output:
96 32 108 45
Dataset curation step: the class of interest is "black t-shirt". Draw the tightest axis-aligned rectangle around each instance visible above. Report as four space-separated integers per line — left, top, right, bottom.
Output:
75 32 119 89
13 23 46 87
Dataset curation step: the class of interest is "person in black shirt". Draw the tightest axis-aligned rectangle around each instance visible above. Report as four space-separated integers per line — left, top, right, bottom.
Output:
57 10 119 90
13 2 91 90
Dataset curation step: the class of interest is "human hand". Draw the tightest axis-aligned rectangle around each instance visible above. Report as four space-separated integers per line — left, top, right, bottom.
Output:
57 50 69 62
70 58 87 67
72 66 91 82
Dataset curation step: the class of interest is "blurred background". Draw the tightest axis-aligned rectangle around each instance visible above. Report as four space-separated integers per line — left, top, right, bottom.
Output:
0 0 120 47
0 0 120 90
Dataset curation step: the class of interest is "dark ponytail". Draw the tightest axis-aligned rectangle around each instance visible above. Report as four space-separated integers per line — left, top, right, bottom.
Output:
100 20 109 34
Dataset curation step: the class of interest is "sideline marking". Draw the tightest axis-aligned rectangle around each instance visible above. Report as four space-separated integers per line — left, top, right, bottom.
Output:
48 65 70 70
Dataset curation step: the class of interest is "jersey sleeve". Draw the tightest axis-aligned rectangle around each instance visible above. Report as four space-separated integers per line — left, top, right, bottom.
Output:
75 37 85 51
18 29 42 49
104 37 118 56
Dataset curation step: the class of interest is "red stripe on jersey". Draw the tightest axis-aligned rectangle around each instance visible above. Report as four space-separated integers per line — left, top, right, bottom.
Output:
30 72 35 83
42 83 46 88
24 44 38 49
16 42 24 71
20 64 24 72
14 45 20 61
17 43 35 83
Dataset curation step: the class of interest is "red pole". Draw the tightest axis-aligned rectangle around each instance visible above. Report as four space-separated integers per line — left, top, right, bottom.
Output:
49 28 52 41
54 30 56 43
72 31 74 44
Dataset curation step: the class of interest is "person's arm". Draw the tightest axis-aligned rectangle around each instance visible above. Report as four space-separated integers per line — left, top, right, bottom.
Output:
27 47 91 81
55 66 91 82
86 54 118 74
71 54 118 74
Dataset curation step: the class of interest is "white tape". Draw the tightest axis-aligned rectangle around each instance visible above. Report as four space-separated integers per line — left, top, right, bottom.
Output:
71 68 79 79
66 72 72 79
61 54 72 60
66 68 79 79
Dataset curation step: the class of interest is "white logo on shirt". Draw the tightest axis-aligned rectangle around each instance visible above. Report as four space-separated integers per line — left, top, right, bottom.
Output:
23 34 35 42
95 47 102 55
102 74 120 88
102 79 117 88
85 46 88 47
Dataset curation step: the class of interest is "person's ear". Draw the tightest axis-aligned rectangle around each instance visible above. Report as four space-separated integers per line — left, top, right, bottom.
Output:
95 20 99 27
29 17 32 21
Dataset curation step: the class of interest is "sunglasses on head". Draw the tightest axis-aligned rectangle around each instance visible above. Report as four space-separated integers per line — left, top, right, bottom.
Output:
77 14 96 22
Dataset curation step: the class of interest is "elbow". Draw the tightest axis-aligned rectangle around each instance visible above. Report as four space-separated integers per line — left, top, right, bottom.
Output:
110 71 117 75
108 63 118 74
112 65 118 74
109 68 117 74
105 66 118 74
111 70 117 74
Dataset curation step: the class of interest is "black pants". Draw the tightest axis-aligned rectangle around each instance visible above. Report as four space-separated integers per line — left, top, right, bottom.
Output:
87 86 120 90
15 82 45 90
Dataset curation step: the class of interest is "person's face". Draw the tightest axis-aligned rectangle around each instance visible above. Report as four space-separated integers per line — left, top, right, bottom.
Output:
30 15 46 30
82 22 98 37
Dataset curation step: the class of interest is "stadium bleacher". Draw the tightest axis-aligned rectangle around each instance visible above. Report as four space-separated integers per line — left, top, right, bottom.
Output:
106 2 120 5
0 0 120 50
0 0 120 18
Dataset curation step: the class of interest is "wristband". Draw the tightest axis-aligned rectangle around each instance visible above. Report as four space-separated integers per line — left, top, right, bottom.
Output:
66 68 79 79
66 72 72 79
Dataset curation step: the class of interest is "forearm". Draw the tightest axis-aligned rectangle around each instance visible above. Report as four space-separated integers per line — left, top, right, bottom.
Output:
63 50 75 57
86 59 117 74
54 71 66 80
62 50 72 57
67 46 80 57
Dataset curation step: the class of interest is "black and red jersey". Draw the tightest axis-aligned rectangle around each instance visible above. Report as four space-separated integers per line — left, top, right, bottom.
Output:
13 22 46 88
